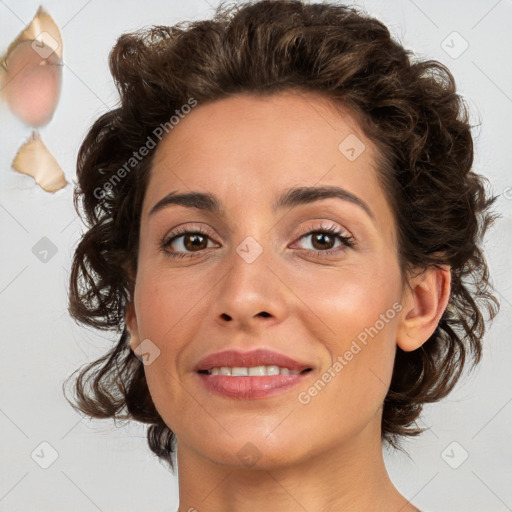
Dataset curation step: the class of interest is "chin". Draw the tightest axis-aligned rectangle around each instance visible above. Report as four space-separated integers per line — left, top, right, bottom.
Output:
192 426 310 470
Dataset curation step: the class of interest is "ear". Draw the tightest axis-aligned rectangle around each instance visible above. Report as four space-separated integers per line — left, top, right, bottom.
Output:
396 264 451 352
125 301 141 352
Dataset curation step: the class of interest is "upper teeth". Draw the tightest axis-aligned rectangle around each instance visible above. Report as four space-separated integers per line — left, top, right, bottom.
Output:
206 366 300 376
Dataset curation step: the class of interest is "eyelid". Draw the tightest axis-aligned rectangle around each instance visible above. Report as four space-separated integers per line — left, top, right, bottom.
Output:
161 223 218 249
163 222 217 240
290 221 356 252
293 221 352 241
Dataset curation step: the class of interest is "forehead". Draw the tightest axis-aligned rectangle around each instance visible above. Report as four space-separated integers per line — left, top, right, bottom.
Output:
142 91 388 225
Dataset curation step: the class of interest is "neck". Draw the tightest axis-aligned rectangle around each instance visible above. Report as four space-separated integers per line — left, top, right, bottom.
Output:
175 417 418 512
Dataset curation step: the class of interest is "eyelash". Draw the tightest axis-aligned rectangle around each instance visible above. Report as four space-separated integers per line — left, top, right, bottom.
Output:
160 222 355 260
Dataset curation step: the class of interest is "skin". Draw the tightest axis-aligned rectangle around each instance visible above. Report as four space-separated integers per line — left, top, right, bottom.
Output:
125 90 451 512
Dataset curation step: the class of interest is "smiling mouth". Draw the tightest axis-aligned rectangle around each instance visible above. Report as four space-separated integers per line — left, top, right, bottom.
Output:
196 365 314 400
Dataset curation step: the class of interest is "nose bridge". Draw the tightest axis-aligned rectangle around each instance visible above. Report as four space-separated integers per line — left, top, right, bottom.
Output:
227 230 272 299
225 199 276 269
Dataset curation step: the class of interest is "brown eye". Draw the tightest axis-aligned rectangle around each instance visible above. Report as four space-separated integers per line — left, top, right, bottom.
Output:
181 233 209 251
294 225 355 256
161 228 217 259
308 232 337 251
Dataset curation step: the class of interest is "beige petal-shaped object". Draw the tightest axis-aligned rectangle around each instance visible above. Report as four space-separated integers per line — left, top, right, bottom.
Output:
0 6 63 127
1 6 63 65
12 131 67 192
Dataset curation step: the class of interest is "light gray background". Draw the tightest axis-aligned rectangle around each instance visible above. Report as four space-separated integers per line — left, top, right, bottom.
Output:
0 0 511 511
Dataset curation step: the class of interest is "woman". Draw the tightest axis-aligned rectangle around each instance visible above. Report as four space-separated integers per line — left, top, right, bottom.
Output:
64 1 500 510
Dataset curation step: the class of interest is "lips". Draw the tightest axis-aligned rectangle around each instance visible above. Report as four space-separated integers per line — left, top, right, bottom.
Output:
194 349 313 373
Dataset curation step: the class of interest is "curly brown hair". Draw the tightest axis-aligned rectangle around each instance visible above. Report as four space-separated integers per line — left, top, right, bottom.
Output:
63 0 500 472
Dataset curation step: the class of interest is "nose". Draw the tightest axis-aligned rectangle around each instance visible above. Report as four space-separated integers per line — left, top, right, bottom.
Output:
211 240 289 331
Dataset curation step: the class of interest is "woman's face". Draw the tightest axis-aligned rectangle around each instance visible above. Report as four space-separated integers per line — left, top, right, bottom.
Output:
127 90 408 468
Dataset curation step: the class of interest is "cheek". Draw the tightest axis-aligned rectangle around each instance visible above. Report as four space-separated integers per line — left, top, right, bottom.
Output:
291 282 399 447
135 266 210 343
133 268 211 411
283 255 400 346
287 260 401 414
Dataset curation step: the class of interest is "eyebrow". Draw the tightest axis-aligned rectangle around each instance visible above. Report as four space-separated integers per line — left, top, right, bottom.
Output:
148 185 375 221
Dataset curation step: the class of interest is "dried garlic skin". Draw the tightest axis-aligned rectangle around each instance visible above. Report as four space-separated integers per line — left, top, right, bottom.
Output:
1 6 66 192
12 131 67 192
1 41 62 126
0 5 63 65
0 5 63 126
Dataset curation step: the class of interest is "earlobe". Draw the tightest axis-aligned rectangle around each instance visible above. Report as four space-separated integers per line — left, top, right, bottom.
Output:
396 265 451 352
